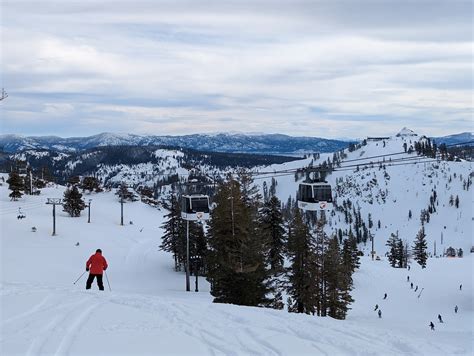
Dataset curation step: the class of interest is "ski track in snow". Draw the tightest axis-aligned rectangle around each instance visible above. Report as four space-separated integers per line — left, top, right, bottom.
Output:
54 301 103 356
1 294 52 325
25 298 90 356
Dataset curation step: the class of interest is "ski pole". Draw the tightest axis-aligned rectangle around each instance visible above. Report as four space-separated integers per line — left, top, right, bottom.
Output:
73 271 87 285
417 287 424 299
104 270 112 291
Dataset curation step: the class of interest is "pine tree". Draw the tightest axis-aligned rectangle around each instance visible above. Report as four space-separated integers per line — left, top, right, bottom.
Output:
7 171 24 201
117 183 136 201
325 236 353 319
386 233 399 268
160 194 185 271
259 195 285 273
286 208 318 314
67 176 80 186
396 238 405 268
206 179 270 307
81 176 101 193
412 226 428 268
342 235 360 273
63 186 86 217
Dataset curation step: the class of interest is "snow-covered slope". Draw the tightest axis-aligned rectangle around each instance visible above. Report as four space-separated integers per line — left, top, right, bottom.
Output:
0 174 472 355
258 133 473 253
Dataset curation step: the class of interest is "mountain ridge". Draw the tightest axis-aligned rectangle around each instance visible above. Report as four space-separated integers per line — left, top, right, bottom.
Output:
1 131 471 155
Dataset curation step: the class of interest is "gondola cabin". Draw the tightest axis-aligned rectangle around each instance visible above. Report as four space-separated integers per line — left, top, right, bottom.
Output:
297 182 333 211
181 194 210 221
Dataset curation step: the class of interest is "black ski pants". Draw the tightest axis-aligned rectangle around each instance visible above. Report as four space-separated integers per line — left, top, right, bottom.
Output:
86 273 104 290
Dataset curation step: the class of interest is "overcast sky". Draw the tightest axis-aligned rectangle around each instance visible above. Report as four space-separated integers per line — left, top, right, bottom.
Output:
1 0 472 138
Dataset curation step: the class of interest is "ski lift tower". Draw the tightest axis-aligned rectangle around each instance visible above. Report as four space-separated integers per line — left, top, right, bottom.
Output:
46 198 63 236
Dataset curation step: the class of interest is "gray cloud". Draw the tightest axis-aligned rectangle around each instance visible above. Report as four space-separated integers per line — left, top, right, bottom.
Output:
2 0 472 138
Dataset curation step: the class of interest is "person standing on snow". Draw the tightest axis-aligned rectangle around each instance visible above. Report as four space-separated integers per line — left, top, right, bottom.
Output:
85 249 108 291
429 322 435 330
383 293 387 300
374 304 379 311
437 314 443 323
454 305 458 313
378 310 382 318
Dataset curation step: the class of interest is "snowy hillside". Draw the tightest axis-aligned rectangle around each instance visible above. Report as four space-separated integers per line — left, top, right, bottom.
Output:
258 132 473 254
0 179 472 355
3 146 298 187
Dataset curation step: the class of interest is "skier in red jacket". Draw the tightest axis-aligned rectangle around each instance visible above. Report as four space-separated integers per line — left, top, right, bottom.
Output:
85 249 108 290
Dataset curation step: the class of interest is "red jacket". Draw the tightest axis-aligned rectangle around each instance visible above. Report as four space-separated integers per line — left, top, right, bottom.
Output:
86 252 108 275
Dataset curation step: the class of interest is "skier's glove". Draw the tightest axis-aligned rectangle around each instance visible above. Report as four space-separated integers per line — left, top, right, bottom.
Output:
86 268 89 272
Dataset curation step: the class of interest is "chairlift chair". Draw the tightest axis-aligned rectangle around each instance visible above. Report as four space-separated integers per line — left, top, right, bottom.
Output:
297 182 333 211
181 194 210 221
17 207 26 220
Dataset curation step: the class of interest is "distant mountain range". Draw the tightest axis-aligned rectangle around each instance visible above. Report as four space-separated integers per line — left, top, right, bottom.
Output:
0 132 471 156
0 132 354 155
431 132 473 146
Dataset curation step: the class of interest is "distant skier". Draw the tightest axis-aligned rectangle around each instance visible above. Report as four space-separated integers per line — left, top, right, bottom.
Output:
438 314 443 323
383 293 387 300
454 305 458 314
408 265 411 271
378 310 382 318
414 286 418 292
410 282 413 289
429 322 435 330
407 276 410 282
459 284 462 291
85 249 108 291
374 304 379 311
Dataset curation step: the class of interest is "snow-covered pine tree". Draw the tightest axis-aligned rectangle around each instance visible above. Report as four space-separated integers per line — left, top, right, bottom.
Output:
412 226 428 268
7 171 24 201
63 185 86 217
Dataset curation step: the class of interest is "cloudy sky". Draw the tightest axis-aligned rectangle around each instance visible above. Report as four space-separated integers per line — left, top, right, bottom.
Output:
1 0 472 138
